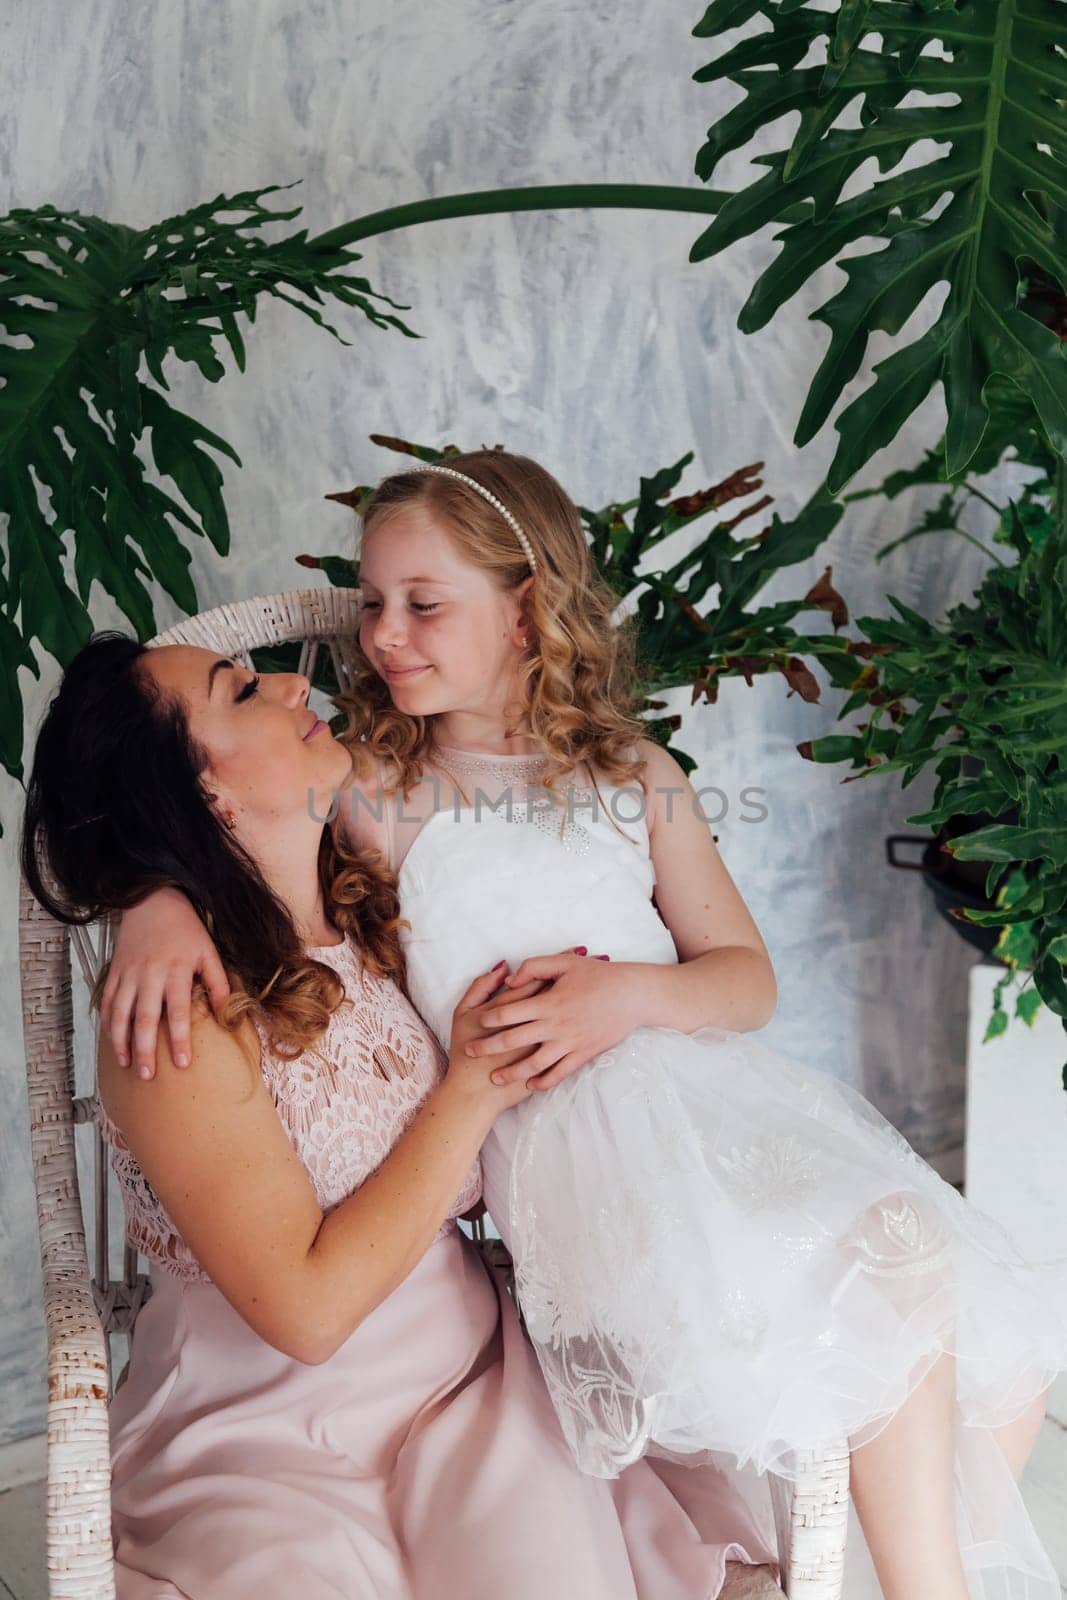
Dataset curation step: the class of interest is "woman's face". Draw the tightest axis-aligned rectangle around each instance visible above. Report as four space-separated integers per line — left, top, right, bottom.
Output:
357 505 529 718
142 645 352 832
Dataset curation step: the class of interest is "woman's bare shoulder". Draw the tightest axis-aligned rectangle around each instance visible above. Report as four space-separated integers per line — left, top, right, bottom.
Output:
97 992 261 1121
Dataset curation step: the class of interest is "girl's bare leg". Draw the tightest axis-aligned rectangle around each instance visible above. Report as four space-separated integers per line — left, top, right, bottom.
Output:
848 1350 969 1600
832 1192 1051 1595
991 1387 1051 1481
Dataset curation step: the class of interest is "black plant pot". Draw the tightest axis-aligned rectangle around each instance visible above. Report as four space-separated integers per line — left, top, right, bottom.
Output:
885 807 1019 962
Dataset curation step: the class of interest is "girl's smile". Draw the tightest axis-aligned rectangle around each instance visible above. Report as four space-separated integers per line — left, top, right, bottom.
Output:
382 663 432 681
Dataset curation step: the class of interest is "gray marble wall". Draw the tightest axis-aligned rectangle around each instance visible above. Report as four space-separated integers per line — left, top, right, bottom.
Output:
2 1 1001 1444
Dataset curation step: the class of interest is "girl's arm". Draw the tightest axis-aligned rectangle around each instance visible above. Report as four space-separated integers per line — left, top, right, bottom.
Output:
96 963 539 1364
621 737 778 1034
102 888 230 1075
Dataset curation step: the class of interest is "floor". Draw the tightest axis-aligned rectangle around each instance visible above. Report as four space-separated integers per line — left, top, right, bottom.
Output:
2 1376 1065 1597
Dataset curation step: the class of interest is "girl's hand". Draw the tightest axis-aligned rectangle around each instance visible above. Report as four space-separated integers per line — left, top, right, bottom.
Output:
464 948 634 1091
447 964 552 1119
101 887 230 1079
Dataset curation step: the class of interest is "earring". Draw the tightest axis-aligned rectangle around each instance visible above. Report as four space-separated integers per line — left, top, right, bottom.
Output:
206 791 237 830
519 634 528 648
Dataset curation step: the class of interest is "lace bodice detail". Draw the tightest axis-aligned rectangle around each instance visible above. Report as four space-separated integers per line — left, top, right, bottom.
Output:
93 938 482 1284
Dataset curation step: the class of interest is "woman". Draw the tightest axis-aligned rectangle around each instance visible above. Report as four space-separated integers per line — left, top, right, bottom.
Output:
21 631 776 1599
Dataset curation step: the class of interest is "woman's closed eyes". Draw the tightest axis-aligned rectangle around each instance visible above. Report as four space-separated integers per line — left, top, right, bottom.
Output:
235 675 261 703
359 600 442 615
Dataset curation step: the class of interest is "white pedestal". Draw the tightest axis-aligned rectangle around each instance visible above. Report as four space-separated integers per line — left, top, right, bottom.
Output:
965 962 1067 1262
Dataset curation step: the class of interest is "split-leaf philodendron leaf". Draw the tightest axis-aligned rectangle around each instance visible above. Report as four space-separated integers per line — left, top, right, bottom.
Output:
691 0 1067 492
0 183 416 789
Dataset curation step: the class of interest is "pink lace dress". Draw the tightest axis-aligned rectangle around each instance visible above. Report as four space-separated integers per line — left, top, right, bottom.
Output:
94 934 775 1599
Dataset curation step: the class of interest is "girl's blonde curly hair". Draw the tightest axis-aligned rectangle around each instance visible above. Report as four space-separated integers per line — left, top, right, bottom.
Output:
336 448 651 804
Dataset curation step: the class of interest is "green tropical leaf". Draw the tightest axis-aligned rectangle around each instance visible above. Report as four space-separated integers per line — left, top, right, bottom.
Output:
296 552 361 589
948 822 1067 867
797 733 865 764
994 918 1039 969
983 1007 1009 1043
1035 952 1067 1018
806 416 1067 1050
0 606 38 779
1016 986 1043 1025
0 184 417 815
691 0 1067 491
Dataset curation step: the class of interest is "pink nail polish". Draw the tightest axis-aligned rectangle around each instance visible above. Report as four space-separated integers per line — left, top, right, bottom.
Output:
573 945 588 956
595 954 610 961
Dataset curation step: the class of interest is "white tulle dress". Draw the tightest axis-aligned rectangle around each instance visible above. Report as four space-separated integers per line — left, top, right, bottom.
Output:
383 742 1067 1599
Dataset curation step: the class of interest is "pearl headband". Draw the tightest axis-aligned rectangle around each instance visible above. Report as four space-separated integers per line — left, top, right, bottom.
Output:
407 462 538 574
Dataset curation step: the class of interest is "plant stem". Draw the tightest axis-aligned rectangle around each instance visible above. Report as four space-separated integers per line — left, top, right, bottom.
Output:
962 480 1003 516
308 184 731 251
950 527 1009 566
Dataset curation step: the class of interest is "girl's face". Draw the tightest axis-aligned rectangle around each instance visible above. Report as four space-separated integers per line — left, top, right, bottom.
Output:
357 505 530 721
143 645 352 832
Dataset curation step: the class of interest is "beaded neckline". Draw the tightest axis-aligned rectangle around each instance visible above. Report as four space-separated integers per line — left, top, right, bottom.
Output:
431 739 547 758
430 742 551 777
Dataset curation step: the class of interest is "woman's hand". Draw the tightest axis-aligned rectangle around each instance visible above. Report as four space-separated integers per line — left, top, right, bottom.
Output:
101 887 230 1078
446 963 552 1120
463 948 635 1091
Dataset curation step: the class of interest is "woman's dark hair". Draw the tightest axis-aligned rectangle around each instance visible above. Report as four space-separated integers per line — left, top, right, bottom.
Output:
21 632 408 1057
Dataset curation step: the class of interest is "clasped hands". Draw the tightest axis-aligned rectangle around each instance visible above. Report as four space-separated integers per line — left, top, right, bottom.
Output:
466 946 634 1092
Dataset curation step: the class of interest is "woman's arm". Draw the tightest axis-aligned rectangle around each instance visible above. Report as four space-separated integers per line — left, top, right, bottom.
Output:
96 964 537 1365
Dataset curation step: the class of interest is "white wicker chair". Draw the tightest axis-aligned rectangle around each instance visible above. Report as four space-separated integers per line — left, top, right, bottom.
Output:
18 587 851 1599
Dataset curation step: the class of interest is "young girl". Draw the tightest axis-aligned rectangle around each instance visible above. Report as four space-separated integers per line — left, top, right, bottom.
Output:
107 449 1067 1600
